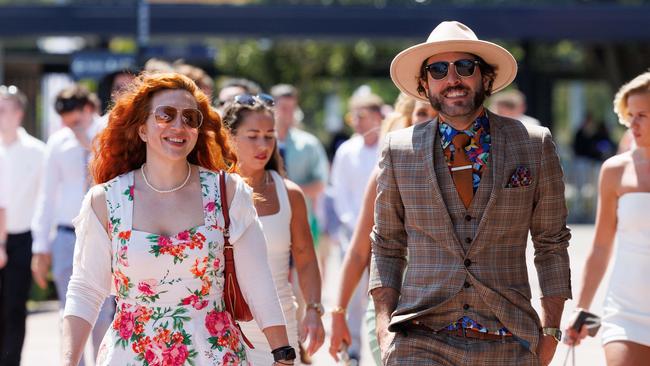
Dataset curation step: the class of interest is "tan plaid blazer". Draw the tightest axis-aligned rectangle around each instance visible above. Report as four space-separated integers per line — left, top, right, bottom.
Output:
369 111 572 352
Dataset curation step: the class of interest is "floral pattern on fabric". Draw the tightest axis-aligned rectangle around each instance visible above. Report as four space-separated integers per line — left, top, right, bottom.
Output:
439 112 491 192
100 169 248 365
445 315 511 336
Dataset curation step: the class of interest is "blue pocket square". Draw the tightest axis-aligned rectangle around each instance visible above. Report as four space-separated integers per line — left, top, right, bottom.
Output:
506 166 532 188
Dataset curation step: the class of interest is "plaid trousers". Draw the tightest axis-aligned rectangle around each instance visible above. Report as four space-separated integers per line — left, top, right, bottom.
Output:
385 328 539 366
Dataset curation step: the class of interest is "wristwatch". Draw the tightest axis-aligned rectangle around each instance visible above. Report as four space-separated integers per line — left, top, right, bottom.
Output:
306 302 325 316
272 346 296 362
542 327 562 342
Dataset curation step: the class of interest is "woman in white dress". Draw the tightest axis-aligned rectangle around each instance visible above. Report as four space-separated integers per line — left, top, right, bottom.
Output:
565 71 650 365
222 93 325 364
60 73 296 366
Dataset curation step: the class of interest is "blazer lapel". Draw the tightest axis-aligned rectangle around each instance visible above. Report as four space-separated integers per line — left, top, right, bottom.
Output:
469 112 507 255
416 118 464 252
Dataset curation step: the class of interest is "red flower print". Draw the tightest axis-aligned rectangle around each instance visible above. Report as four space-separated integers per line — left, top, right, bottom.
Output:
200 278 211 296
180 294 208 310
194 299 208 310
171 332 184 344
117 245 128 267
222 352 239 365
190 257 208 278
205 310 231 338
157 236 173 248
177 230 190 241
137 279 158 296
134 305 153 323
118 231 131 241
154 327 171 344
132 335 152 354
163 342 190 365
144 341 165 366
129 185 134 199
115 309 135 340
205 201 216 212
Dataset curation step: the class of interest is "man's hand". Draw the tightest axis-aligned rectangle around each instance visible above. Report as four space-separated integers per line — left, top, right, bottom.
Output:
376 321 395 363
31 253 51 289
300 309 325 356
0 246 7 269
370 287 399 363
537 334 559 366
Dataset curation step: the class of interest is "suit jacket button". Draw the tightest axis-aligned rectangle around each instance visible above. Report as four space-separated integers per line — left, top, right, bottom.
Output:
463 281 471 288
465 237 472 244
465 215 472 221
463 304 470 310
464 259 472 267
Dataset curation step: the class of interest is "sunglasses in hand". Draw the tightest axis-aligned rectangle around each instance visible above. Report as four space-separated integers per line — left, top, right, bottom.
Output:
150 105 204 129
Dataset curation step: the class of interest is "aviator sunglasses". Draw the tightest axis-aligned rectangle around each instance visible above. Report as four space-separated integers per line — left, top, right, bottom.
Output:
151 105 204 129
425 59 481 80
233 93 275 107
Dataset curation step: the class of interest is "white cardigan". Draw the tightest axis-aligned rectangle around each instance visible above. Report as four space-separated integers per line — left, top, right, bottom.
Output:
63 175 286 333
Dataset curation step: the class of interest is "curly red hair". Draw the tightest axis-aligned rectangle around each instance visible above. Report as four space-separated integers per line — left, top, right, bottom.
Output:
92 72 237 184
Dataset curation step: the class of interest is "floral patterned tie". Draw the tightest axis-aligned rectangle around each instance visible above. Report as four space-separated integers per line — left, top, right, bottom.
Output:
450 133 473 208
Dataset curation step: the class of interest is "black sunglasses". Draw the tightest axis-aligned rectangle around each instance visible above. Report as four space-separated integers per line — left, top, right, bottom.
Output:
150 105 204 129
424 59 481 80
233 93 275 107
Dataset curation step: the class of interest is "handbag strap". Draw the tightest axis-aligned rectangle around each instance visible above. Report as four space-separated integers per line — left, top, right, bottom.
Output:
219 171 231 246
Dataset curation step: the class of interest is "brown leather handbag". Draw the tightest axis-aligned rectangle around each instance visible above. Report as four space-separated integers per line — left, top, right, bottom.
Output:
219 172 254 348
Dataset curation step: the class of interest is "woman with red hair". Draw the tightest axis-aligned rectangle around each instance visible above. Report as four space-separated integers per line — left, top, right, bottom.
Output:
60 73 294 366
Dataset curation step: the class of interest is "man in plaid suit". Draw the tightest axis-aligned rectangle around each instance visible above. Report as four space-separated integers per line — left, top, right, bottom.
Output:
369 21 571 365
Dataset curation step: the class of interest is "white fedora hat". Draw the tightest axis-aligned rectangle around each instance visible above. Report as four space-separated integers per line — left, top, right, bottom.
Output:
390 21 518 102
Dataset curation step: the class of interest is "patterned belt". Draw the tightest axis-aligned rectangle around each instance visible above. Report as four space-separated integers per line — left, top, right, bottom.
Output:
405 320 513 342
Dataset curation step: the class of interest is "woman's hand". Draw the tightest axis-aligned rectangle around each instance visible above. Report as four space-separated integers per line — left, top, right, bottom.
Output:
328 311 351 361
300 308 325 356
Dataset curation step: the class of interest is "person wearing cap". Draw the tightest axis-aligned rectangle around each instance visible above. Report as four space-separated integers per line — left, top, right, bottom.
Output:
30 84 113 366
369 21 571 365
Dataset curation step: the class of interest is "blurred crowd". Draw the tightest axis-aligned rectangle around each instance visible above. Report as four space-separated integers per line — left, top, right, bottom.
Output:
0 26 647 365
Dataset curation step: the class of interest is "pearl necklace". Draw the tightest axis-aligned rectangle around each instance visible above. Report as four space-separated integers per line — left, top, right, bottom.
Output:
141 161 192 194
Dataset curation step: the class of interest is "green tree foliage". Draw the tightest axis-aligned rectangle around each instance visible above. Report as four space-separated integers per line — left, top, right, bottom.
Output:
212 38 411 139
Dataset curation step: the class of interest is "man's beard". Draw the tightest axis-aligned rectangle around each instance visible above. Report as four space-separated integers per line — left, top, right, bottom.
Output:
428 84 486 118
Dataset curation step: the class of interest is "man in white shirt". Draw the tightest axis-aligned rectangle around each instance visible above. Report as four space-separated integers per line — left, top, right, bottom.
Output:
0 152 7 268
330 92 384 361
30 84 112 366
0 85 45 365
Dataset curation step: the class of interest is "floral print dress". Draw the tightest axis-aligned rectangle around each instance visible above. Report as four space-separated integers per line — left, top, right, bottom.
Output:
96 169 250 366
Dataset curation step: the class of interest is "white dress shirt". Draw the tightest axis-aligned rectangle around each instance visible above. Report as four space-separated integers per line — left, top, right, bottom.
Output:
31 119 104 254
0 128 45 234
0 151 8 209
330 134 379 231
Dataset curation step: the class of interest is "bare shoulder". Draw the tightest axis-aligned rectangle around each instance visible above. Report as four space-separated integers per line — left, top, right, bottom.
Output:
600 153 630 192
283 178 307 204
602 152 630 175
89 184 108 228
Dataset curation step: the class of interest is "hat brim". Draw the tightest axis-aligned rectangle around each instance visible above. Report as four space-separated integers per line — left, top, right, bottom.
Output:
390 39 518 102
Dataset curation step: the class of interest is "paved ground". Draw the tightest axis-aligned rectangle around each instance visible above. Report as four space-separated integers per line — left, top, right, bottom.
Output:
22 224 607 365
